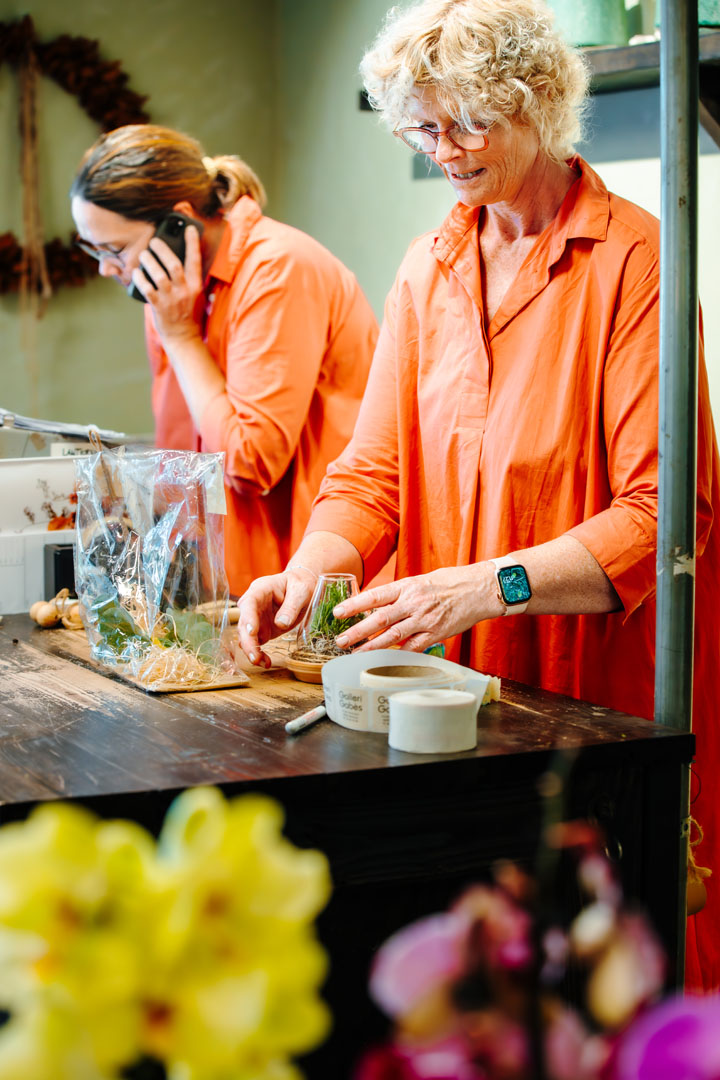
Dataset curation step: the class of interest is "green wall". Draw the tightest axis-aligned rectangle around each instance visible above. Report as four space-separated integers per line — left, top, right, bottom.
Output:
273 0 455 319
0 0 277 435
2 0 719 435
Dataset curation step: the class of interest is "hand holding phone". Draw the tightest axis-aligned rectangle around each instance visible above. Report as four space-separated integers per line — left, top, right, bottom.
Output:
129 211 204 302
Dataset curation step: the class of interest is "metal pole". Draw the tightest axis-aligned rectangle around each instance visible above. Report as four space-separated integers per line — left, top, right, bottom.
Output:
656 0 699 983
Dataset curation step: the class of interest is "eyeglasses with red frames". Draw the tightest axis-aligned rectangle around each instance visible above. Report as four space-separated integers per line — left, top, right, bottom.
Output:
394 123 490 154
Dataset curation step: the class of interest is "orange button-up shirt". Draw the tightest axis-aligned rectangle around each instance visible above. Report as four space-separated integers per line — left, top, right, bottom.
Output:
308 158 720 989
145 197 378 595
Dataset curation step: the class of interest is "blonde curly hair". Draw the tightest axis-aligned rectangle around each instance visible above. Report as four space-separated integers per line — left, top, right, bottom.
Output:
360 0 590 162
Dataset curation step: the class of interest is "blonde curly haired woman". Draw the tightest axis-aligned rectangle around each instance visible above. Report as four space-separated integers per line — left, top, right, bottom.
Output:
238 0 720 991
70 125 378 595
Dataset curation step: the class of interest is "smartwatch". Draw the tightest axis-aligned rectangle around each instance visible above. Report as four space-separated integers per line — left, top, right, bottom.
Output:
491 556 532 615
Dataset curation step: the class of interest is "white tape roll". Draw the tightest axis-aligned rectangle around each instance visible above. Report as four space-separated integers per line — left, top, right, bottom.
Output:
321 649 492 733
388 688 479 754
359 663 456 690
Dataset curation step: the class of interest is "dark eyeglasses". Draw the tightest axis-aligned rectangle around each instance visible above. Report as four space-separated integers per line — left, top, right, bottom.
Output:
394 123 490 154
74 239 127 265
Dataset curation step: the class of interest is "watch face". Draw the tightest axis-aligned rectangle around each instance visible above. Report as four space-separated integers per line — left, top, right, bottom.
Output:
498 565 532 605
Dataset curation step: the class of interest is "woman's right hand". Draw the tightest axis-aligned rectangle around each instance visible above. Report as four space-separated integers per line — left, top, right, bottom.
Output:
236 566 318 667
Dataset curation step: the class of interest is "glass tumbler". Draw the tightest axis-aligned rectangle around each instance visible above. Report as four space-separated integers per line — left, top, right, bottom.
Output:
293 573 364 662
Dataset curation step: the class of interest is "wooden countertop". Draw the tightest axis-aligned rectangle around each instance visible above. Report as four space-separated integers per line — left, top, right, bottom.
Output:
0 614 693 809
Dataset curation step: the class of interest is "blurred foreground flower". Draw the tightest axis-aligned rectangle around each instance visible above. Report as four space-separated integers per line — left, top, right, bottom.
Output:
0 788 331 1080
356 825 668 1080
613 994 720 1080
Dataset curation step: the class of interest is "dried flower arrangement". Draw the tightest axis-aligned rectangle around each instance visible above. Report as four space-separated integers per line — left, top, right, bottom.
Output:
0 15 150 296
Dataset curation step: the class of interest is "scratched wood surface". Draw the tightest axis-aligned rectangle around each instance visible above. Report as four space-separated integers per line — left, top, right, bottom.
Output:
0 614 693 808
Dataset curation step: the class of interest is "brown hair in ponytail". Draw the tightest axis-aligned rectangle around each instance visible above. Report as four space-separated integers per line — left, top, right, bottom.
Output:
70 124 267 222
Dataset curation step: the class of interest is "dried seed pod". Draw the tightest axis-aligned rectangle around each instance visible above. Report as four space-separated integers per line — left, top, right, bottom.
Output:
54 588 71 610
61 602 84 631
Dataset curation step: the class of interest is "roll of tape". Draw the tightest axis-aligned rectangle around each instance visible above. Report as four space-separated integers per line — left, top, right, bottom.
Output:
388 688 479 754
321 649 494 733
359 663 457 690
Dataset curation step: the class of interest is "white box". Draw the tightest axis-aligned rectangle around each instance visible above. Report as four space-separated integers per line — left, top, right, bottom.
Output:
0 458 78 615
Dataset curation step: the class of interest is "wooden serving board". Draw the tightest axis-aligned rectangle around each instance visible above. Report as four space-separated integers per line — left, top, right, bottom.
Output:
48 628 308 696
52 627 268 693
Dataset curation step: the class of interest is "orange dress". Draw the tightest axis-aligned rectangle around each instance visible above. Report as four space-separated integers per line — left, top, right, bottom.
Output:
145 196 379 595
307 157 720 992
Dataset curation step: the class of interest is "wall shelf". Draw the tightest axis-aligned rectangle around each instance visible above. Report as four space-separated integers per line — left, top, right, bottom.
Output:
584 31 720 146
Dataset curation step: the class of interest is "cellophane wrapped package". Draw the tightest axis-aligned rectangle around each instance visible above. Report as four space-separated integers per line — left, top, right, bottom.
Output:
74 445 236 691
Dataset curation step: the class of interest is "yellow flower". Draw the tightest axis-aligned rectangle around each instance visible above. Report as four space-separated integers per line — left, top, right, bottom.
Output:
138 788 332 1074
0 805 155 1006
0 788 332 1080
0 1002 140 1080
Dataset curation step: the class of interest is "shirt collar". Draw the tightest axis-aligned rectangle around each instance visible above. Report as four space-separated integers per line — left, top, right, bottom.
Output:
206 195 263 286
431 155 610 268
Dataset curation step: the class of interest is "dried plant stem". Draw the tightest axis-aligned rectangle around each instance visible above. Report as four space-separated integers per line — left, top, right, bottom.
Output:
17 44 51 413
133 642 216 689
18 47 52 309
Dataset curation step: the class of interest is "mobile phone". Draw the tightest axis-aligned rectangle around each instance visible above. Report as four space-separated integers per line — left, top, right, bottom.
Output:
128 211 204 302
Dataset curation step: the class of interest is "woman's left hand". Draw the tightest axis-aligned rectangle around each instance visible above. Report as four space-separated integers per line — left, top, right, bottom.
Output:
332 564 501 653
131 224 203 342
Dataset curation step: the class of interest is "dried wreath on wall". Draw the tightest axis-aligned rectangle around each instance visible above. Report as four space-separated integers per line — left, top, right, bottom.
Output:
0 15 151 298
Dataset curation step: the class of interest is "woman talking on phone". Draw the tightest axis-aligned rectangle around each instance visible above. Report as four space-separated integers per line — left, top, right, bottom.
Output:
70 125 379 595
